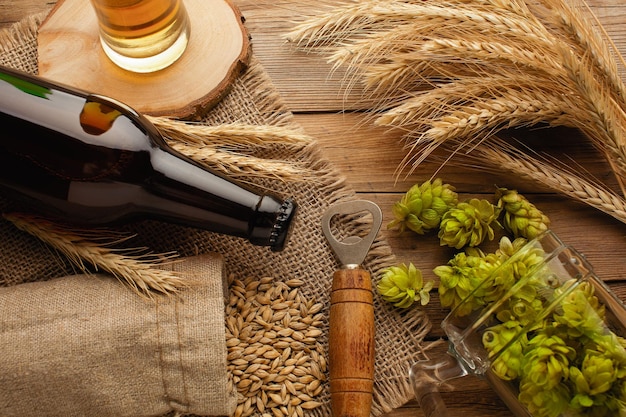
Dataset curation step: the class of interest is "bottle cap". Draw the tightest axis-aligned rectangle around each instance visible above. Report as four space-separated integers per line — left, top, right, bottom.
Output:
250 196 297 251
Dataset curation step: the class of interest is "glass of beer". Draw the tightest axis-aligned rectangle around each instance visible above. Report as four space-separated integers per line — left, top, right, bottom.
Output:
89 0 191 73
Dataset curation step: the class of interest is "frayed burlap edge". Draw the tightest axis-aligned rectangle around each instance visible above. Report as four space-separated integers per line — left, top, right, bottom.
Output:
0 12 432 416
0 12 49 74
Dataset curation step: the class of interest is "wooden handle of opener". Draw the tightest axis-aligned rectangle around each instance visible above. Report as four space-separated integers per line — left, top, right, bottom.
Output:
329 268 375 417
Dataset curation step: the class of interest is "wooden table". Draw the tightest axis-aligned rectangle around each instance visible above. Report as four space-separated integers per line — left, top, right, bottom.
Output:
2 1 626 416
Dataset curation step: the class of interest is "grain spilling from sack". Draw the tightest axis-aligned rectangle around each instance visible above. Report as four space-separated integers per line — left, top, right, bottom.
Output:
225 275 326 417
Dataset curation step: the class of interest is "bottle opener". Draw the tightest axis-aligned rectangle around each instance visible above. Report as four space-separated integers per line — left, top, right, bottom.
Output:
321 200 383 417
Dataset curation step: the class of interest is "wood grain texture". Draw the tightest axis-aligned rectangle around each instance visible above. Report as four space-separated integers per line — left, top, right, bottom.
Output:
37 0 251 118
2 1 626 416
329 268 375 417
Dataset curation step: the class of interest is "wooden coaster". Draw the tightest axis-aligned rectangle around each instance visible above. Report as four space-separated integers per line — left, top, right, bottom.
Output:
37 0 251 119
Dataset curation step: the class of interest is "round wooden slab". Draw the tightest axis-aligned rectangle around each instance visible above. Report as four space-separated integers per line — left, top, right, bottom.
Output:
37 0 251 119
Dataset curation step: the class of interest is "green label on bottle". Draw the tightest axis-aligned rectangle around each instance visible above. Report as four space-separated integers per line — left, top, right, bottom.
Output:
0 71 51 99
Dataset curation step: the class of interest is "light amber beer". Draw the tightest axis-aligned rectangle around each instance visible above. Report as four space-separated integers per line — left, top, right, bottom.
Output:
90 0 190 73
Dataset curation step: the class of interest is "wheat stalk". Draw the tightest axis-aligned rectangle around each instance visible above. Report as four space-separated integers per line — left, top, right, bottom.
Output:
3 212 186 298
326 4 558 64
376 80 585 171
3 118 314 295
455 137 626 225
556 43 626 180
168 141 315 184
285 0 401 49
376 77 574 128
149 117 314 149
331 29 564 101
528 0 626 110
147 117 317 183
286 0 626 210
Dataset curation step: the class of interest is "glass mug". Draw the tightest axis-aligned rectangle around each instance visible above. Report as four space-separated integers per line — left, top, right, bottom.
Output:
410 231 626 417
89 0 191 73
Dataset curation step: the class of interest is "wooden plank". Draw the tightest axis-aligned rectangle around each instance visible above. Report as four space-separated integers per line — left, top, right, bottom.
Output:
294 110 626 409
0 0 54 27
293 113 621 193
2 3 626 417
293 112 626 283
237 0 626 111
37 0 251 118
237 1 368 112
3 1 626 111
380 341 512 416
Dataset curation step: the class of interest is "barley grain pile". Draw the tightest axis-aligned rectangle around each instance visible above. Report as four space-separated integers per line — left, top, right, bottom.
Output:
225 275 326 417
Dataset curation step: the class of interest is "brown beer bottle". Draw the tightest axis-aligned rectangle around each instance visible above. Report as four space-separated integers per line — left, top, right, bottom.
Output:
0 65 296 250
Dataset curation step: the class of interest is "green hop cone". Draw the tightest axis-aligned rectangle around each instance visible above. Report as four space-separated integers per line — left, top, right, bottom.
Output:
377 262 434 308
476 236 533 306
388 178 458 235
493 235 545 285
571 349 618 399
496 188 550 239
438 198 501 249
483 321 528 380
521 330 576 390
568 346 626 416
496 296 544 327
553 281 606 339
518 331 575 417
518 378 570 417
495 236 529 259
434 247 499 316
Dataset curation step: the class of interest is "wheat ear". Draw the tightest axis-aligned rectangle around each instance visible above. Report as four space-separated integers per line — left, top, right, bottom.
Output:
168 141 315 184
146 118 316 183
459 139 626 225
376 81 584 172
149 117 314 149
3 213 186 298
532 0 626 110
286 0 626 201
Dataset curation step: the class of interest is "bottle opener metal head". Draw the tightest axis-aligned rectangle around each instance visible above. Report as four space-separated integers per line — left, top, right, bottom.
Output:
321 199 383 267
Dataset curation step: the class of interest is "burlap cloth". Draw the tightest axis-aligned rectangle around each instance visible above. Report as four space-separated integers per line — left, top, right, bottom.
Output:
0 253 236 417
0 10 431 417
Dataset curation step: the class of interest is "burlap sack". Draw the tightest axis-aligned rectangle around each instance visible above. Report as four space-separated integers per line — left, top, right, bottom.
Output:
0 253 237 417
0 10 432 416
